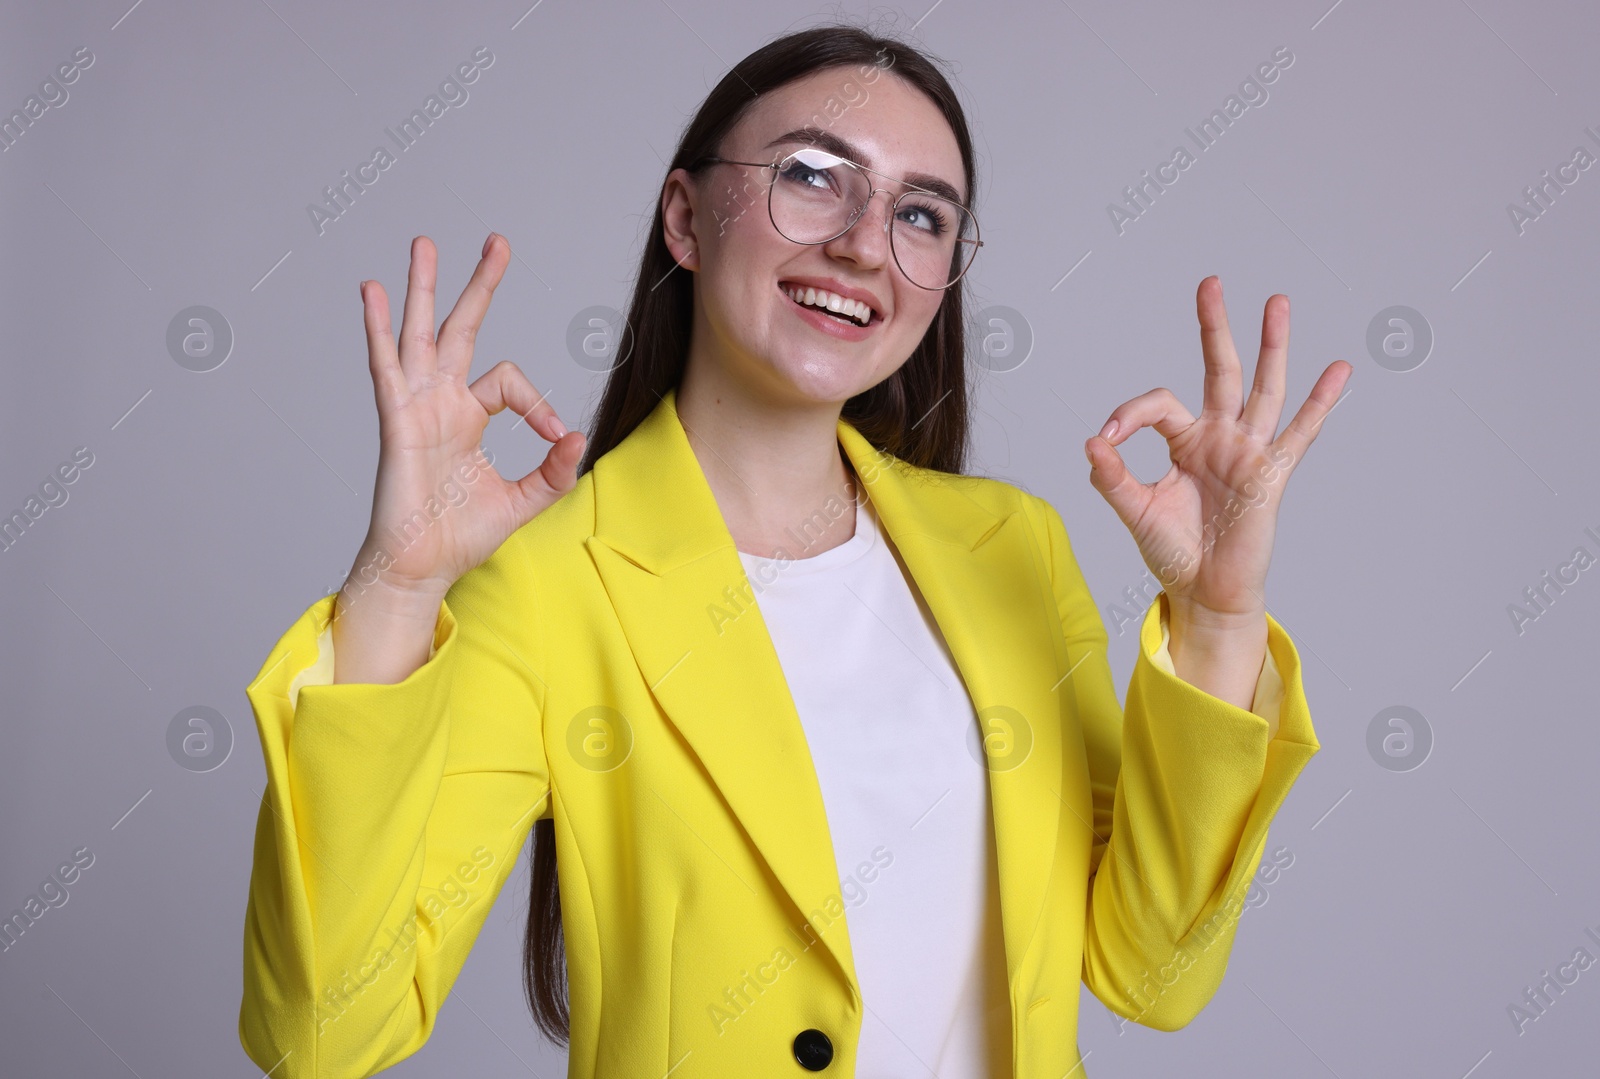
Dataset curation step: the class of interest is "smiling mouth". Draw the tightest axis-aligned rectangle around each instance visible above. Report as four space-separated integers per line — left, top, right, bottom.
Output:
778 281 879 327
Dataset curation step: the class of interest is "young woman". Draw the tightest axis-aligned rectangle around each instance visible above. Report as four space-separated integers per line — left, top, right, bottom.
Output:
239 23 1349 1079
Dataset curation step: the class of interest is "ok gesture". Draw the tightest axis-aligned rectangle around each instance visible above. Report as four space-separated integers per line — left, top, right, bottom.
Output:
1084 275 1351 649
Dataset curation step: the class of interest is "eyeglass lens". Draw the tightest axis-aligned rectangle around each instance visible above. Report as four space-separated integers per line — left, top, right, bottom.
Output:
770 150 975 289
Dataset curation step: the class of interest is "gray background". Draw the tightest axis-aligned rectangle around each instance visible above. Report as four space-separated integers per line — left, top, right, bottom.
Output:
3 0 1597 1075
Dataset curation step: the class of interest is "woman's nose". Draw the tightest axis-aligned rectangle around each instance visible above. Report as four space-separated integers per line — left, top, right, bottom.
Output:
828 190 894 267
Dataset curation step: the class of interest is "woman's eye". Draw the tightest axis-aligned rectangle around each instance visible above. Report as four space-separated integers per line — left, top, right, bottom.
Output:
783 165 834 193
897 203 948 235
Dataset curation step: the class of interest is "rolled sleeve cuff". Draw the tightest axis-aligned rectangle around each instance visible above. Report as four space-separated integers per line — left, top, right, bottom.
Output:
1146 594 1294 744
286 598 445 708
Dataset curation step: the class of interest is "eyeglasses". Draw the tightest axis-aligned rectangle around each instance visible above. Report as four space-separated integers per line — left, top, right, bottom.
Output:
691 147 982 290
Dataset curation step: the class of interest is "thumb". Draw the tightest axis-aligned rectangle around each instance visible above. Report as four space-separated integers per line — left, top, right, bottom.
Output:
1084 434 1146 532
512 428 586 523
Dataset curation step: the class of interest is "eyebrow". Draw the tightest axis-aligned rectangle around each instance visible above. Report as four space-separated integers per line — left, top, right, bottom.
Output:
761 126 967 206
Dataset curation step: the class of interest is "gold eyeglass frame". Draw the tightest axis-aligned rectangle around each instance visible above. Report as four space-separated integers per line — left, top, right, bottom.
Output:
691 146 983 290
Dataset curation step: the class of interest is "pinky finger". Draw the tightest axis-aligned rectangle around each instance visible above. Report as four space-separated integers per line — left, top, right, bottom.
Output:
1271 360 1353 468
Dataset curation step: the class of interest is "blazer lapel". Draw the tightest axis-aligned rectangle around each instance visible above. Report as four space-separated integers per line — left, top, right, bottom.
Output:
836 412 1073 995
585 386 1070 1004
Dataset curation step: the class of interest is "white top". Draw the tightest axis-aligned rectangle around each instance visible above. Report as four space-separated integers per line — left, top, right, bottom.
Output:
737 487 1013 1077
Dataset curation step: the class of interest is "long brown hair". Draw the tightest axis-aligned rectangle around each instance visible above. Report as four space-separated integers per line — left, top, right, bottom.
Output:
523 19 982 1045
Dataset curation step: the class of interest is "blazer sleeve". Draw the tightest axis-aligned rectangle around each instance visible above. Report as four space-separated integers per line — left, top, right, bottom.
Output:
1024 493 1319 1032
1149 604 1286 740
238 531 551 1079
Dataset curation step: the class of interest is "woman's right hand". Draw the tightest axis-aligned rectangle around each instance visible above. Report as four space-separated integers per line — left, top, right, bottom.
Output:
352 232 584 604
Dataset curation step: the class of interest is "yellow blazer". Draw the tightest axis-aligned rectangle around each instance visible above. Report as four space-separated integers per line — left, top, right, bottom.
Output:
239 386 1320 1078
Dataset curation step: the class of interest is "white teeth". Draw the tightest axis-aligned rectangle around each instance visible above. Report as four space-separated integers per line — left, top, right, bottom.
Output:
783 284 873 326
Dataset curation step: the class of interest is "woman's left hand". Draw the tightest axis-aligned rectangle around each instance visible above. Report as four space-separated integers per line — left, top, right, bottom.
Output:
1084 276 1351 636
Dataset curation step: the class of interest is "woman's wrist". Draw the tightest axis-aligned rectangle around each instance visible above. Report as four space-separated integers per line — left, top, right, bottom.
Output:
328 572 450 686
1163 595 1269 713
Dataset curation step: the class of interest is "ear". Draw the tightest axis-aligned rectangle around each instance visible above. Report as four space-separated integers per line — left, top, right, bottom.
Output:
660 167 701 272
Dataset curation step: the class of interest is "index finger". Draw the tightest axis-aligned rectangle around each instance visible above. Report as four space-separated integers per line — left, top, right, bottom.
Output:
437 232 512 379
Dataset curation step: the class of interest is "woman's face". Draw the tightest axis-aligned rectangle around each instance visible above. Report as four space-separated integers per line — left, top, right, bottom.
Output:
663 66 967 407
